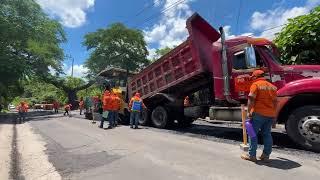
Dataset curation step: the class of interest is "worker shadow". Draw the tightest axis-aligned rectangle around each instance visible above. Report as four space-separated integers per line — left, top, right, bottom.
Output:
256 157 301 170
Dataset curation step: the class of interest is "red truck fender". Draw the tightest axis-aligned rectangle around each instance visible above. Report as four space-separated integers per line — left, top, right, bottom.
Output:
276 78 320 123
277 78 320 97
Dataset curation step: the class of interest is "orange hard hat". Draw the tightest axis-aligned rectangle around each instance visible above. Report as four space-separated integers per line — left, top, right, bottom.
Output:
251 70 264 78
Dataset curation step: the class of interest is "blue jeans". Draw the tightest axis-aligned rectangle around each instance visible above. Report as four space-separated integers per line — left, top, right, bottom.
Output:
114 111 119 126
108 111 115 127
18 112 26 123
100 117 106 128
249 113 273 157
130 111 140 127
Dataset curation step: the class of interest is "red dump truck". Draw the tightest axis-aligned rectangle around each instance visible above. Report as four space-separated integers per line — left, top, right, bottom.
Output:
127 13 320 151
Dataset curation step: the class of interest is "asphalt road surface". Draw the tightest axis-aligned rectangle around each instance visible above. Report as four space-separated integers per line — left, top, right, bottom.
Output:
0 112 319 180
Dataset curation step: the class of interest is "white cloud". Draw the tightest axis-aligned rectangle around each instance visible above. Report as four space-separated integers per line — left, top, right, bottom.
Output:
36 0 95 28
220 25 253 40
147 47 157 60
64 64 89 78
223 25 236 39
250 0 320 39
144 0 194 51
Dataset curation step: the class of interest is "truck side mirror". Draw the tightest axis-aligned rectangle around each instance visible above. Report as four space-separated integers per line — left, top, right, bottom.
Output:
244 45 257 68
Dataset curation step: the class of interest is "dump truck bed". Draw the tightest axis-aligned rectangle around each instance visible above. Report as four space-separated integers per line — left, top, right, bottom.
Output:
128 13 221 100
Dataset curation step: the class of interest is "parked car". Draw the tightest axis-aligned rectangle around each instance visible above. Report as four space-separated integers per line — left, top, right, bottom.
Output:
8 104 15 110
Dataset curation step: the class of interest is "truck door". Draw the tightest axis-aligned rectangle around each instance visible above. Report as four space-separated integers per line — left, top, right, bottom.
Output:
230 45 271 100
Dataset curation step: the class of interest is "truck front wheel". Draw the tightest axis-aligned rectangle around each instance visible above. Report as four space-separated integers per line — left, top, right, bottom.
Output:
151 106 169 128
286 106 320 152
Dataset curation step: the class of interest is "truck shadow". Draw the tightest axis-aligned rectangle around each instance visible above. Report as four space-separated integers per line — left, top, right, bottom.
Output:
168 122 308 152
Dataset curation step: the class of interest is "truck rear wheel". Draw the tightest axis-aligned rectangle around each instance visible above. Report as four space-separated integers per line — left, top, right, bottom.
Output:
286 106 320 152
139 109 149 125
151 106 169 128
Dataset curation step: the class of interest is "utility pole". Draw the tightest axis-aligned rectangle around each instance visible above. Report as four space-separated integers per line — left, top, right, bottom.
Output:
71 57 74 77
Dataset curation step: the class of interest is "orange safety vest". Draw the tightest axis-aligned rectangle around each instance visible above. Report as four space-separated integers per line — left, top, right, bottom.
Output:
18 105 27 112
64 104 71 110
111 94 121 111
129 96 144 112
79 100 84 108
249 78 277 117
102 91 113 111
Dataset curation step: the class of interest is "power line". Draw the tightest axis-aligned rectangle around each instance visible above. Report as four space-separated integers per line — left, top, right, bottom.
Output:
133 0 188 28
261 24 286 32
122 0 161 25
135 0 160 17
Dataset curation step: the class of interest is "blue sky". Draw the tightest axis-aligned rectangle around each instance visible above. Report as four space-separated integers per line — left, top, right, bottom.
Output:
36 0 319 77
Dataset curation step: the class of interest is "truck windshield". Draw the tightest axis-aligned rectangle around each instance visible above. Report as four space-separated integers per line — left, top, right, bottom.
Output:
261 46 282 65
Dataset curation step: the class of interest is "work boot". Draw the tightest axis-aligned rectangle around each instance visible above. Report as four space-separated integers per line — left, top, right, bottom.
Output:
241 154 257 162
259 153 270 161
130 126 133 129
134 126 138 129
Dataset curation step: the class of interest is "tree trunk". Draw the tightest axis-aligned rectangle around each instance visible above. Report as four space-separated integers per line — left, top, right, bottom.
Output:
125 66 129 86
67 89 78 110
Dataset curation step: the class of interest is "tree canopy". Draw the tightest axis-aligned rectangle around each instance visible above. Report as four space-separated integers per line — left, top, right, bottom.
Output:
274 6 320 65
83 23 149 76
150 46 173 62
17 76 100 106
0 0 65 103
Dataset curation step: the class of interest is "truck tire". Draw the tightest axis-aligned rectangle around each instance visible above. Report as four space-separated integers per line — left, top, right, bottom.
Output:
151 106 169 128
286 106 320 152
119 113 129 125
139 109 149 125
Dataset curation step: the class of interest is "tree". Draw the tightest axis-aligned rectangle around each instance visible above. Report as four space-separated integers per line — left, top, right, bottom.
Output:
0 0 66 104
22 79 66 104
274 6 320 65
83 23 149 82
19 76 102 109
43 76 95 108
151 46 173 62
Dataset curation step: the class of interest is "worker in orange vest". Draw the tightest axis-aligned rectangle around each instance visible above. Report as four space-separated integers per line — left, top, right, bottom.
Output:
79 97 84 115
129 92 146 129
241 70 277 162
53 101 59 113
101 89 113 128
64 103 72 116
111 92 121 127
17 101 28 123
